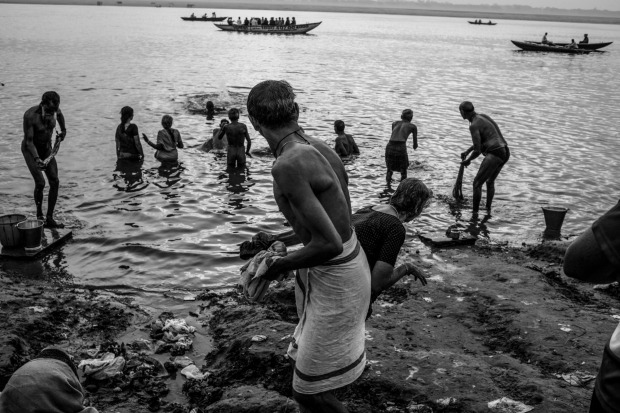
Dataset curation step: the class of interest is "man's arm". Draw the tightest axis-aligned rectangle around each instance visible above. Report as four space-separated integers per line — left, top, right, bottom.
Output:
56 108 67 140
217 125 227 140
23 113 43 166
266 162 344 275
348 135 360 155
564 227 619 284
335 139 348 157
411 125 418 150
244 126 252 154
462 125 482 166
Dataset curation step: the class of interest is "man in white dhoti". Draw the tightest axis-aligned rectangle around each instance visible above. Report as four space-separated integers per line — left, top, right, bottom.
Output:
247 80 371 412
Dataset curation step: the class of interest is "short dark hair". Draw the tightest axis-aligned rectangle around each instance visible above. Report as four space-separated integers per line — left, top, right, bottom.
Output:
247 80 297 128
459 101 475 114
120 106 133 124
228 108 240 121
401 109 413 121
390 178 432 220
41 91 60 108
161 115 173 128
206 101 215 110
334 120 345 132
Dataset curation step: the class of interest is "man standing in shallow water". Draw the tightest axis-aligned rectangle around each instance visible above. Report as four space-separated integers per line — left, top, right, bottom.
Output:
22 91 67 228
247 80 370 413
459 101 510 215
217 108 251 168
385 109 417 183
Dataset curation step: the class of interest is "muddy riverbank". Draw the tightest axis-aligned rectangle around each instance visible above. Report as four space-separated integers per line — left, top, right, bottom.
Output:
2 239 620 412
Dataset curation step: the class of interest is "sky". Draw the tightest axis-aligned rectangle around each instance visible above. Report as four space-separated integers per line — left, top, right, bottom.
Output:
429 0 620 12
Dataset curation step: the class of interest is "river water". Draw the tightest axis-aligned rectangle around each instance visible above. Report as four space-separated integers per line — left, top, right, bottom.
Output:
1 4 619 291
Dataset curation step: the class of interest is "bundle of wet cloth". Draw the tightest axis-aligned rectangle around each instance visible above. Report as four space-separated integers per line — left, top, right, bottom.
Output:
239 241 291 302
239 231 277 259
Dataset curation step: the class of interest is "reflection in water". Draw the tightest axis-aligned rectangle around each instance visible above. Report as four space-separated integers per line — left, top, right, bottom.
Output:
151 161 185 189
113 159 148 192
217 167 254 211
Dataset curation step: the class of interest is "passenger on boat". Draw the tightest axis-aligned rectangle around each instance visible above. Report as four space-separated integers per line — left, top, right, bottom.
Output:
285 17 290 25
236 17 241 24
269 17 275 25
142 115 184 164
581 34 589 44
385 109 417 184
244 17 249 26
567 39 578 49
212 12 216 17
190 13 195 18
227 17 233 25
459 101 510 215
334 120 359 158
292 17 296 25
217 108 251 169
541 32 553 45
202 13 207 18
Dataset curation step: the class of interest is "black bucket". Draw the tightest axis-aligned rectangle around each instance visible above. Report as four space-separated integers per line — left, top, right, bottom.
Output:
542 207 569 235
0 214 27 248
16 219 45 251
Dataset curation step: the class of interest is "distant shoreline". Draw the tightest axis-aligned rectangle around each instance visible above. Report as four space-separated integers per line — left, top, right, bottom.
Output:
3 0 620 25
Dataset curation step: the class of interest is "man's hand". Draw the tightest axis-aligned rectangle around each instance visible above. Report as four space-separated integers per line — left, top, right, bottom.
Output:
406 263 427 286
58 130 67 141
35 157 46 169
461 151 468 160
461 159 471 167
142 133 149 142
260 255 283 281
246 151 253 157
413 144 418 150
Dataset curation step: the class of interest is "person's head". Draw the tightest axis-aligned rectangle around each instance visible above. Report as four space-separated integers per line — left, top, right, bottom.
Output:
459 101 475 120
401 109 413 122
161 114 173 129
220 118 230 127
247 80 299 131
545 32 548 35
40 91 60 113
334 120 345 133
120 106 134 124
585 34 588 37
389 178 433 222
228 108 240 121
206 101 215 111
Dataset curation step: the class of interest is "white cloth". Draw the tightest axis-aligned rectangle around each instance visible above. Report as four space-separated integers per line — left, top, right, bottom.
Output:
288 231 371 394
239 241 289 302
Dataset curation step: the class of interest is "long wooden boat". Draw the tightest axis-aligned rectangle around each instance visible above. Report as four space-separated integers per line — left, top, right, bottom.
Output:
511 40 592 54
468 21 497 25
181 16 227 21
527 41 613 50
214 22 321 35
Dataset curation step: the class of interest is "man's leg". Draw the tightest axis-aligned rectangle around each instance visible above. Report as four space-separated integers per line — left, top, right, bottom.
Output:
43 159 62 227
484 151 509 212
238 147 247 168
293 389 348 413
386 169 393 183
473 154 503 213
226 147 236 168
22 149 47 218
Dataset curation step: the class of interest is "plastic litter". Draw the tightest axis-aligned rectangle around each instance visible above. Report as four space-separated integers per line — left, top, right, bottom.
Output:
251 335 267 342
435 398 457 406
172 356 194 368
488 397 534 412
162 318 196 335
181 364 208 380
183 295 196 301
78 352 126 380
407 403 433 413
554 371 596 387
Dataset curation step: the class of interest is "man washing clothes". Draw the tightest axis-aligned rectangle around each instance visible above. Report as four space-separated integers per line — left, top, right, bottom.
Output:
247 80 370 413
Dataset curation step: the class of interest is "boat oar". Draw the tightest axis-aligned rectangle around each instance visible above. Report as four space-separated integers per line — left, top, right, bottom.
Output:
452 162 465 200
42 130 63 167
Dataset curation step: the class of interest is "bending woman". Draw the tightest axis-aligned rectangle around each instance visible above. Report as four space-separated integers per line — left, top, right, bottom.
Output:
115 106 144 160
142 115 184 163
242 178 432 317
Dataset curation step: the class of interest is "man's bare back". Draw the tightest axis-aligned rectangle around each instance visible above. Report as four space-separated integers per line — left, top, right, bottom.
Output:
390 120 417 144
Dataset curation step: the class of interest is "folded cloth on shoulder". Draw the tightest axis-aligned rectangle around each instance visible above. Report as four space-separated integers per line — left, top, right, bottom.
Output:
239 231 277 259
239 241 290 302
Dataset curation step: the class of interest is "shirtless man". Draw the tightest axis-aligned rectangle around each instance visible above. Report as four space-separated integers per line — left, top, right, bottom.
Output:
334 120 359 158
385 109 417 183
459 101 510 215
247 80 370 413
22 91 67 228
217 108 251 168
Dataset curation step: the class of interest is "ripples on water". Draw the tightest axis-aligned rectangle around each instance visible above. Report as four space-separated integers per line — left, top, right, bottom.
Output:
0 4 619 289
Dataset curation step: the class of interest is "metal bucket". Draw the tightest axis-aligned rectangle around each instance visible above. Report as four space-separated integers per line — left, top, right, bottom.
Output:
542 207 569 234
0 214 27 248
16 219 45 251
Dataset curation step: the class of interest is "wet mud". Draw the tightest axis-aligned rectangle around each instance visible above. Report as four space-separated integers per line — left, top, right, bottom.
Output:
2 240 620 412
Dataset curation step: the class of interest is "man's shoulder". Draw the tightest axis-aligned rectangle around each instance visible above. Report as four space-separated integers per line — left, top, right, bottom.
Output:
24 106 39 118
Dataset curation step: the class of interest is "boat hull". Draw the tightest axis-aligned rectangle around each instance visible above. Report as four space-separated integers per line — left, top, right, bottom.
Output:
214 22 321 34
511 40 591 54
182 16 227 22
537 41 612 50
468 21 496 25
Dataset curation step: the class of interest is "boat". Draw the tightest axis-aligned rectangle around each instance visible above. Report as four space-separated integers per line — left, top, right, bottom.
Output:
214 22 322 35
181 16 227 22
511 40 591 54
468 21 497 25
531 41 613 51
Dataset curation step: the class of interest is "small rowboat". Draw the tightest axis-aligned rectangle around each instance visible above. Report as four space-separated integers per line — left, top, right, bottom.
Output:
468 21 497 25
528 41 613 51
181 16 227 21
214 22 321 35
511 40 591 54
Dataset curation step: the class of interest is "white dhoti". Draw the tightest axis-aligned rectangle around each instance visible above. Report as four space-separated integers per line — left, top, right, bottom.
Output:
288 231 371 394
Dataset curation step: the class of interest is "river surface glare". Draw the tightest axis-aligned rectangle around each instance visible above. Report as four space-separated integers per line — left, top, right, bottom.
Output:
1 4 619 291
